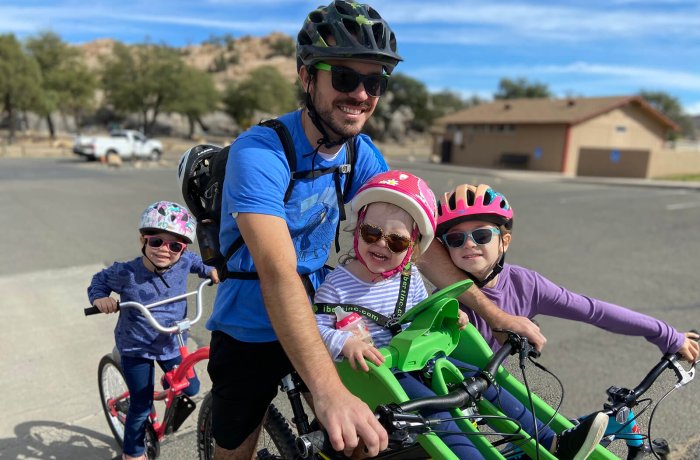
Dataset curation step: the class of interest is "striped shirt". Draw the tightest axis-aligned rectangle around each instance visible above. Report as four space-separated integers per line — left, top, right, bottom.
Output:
314 264 428 360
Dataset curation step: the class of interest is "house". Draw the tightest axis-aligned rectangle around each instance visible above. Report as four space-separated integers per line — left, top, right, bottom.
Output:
431 96 700 178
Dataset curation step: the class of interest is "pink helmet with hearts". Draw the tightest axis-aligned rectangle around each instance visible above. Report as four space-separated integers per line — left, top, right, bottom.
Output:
350 170 437 254
139 201 196 243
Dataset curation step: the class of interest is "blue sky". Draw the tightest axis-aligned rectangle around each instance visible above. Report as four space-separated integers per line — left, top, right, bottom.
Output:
3 0 700 114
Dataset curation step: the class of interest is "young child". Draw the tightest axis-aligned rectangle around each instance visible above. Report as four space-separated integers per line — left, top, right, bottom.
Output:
314 172 606 460
88 201 218 460
434 183 699 364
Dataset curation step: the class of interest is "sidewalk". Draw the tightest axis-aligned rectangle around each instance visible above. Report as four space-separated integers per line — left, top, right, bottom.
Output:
0 264 208 459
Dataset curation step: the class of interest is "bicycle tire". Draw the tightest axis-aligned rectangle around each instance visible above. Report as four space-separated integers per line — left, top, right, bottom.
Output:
258 404 298 460
98 353 129 448
197 391 215 460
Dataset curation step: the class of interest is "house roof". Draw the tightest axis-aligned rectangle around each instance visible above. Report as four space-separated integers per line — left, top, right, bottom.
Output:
435 95 679 131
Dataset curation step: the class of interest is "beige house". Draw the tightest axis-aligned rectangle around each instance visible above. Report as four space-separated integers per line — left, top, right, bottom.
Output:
432 96 700 178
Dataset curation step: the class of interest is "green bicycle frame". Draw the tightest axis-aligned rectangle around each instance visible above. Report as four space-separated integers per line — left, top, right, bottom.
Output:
336 279 618 460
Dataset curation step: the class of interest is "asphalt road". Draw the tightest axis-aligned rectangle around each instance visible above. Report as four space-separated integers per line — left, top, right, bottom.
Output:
1 156 699 459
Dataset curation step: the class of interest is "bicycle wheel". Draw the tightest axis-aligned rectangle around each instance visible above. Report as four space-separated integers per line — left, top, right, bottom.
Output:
258 404 298 460
197 392 215 460
97 354 129 448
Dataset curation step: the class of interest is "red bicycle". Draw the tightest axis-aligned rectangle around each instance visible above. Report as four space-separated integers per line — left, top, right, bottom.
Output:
85 278 213 459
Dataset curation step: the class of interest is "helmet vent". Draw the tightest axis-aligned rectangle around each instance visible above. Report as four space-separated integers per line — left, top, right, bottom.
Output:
371 23 384 47
389 32 397 52
335 1 355 16
367 6 381 19
317 24 333 45
342 19 361 43
309 10 324 23
297 31 312 46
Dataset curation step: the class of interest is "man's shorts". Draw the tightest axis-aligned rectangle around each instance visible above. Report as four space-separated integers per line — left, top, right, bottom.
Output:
207 331 295 450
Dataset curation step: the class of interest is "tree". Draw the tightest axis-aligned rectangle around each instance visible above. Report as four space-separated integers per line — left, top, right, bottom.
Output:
386 73 431 132
222 65 297 129
639 90 695 140
102 42 185 135
165 65 219 139
494 77 552 99
26 31 97 136
0 34 41 143
429 90 483 120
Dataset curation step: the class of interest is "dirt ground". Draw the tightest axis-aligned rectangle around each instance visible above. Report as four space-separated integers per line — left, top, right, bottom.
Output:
0 132 433 163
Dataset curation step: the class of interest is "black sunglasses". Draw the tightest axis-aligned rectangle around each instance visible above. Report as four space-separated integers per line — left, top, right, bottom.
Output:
314 62 389 97
359 223 412 253
144 236 187 253
440 227 501 249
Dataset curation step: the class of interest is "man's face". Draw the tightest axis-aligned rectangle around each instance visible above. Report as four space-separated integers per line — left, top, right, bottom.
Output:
306 60 384 140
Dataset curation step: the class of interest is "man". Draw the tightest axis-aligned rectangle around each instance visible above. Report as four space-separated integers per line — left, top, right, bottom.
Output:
206 1 545 459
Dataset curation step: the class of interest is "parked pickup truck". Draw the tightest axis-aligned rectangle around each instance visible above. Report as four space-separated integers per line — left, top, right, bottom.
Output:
73 130 163 161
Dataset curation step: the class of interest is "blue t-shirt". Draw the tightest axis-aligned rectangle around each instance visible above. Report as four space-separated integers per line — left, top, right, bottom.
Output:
207 109 388 342
88 251 212 360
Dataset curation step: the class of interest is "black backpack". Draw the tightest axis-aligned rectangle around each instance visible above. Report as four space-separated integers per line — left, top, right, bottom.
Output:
178 118 357 281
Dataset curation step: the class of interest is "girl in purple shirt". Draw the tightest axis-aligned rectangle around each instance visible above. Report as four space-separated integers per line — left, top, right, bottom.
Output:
435 183 698 363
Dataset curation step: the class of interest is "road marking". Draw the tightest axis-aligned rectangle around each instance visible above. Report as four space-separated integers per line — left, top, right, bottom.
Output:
666 201 700 211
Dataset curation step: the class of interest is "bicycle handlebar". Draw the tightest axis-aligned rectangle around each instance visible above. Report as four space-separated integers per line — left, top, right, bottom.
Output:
605 330 698 413
297 332 530 459
83 278 213 334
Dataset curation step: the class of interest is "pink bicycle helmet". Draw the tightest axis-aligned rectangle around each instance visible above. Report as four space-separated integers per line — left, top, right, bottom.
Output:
350 170 437 254
436 184 513 237
139 201 197 244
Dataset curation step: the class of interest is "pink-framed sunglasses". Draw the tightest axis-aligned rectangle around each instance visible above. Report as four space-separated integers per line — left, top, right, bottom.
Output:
143 235 187 253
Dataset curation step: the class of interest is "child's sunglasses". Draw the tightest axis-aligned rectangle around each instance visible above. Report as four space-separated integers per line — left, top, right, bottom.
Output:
441 227 501 249
359 223 412 253
144 236 187 253
314 62 389 97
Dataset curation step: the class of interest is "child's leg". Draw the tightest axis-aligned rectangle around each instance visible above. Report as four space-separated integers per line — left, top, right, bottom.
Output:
449 359 557 449
395 371 485 460
159 355 200 397
121 355 156 458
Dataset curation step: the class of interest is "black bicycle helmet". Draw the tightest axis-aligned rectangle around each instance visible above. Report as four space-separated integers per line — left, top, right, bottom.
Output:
297 0 402 74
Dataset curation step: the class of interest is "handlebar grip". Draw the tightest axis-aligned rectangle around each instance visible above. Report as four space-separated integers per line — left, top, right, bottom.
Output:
84 306 101 316
84 303 120 316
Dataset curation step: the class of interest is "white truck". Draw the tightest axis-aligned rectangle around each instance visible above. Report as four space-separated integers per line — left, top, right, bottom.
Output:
73 130 163 162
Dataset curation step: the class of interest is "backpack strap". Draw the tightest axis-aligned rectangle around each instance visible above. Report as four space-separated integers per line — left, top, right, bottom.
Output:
221 118 355 280
314 264 412 336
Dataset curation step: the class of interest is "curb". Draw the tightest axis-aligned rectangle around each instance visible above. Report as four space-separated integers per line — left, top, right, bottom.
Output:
388 158 700 191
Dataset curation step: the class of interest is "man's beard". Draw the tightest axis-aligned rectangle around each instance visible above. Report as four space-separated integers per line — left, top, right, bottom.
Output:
313 93 373 140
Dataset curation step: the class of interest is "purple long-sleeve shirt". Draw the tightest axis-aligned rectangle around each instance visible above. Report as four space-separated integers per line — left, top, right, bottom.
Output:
466 263 685 354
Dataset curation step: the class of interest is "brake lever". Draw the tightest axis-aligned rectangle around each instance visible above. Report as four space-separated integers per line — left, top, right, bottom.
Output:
670 359 695 389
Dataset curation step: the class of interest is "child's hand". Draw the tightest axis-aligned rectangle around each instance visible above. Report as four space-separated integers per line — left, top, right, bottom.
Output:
209 269 220 284
678 331 700 363
341 337 385 372
457 309 469 330
93 297 118 314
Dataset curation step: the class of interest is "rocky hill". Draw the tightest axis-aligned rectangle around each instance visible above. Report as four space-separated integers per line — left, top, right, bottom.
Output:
76 33 298 91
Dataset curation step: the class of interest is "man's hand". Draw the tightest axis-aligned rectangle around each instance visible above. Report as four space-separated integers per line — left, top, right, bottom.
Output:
313 386 388 457
341 337 385 372
491 314 546 351
93 296 118 314
678 331 700 363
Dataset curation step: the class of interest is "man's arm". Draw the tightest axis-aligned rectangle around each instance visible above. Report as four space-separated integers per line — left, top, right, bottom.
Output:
237 213 388 456
418 240 547 351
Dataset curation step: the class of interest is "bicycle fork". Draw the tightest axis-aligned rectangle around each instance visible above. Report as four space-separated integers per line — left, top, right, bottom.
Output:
603 410 669 460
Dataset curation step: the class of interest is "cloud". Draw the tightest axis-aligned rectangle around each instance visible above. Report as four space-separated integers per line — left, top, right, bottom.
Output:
380 1 700 43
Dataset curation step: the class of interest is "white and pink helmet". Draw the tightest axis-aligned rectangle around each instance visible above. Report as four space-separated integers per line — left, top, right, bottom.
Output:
350 170 437 254
436 184 514 237
139 201 197 244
